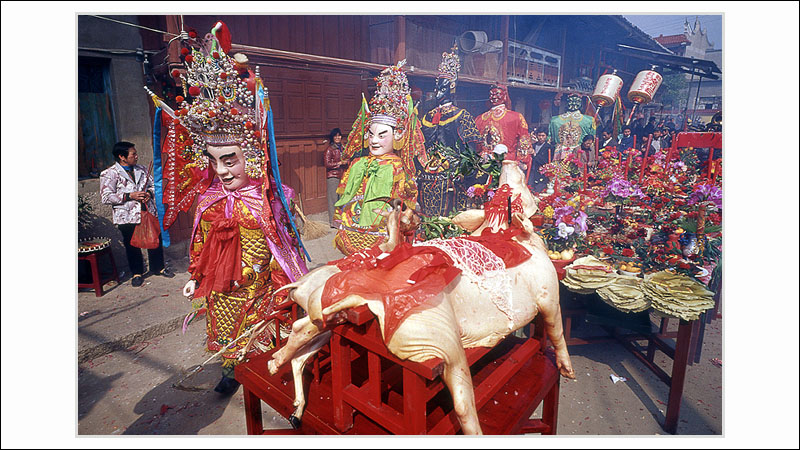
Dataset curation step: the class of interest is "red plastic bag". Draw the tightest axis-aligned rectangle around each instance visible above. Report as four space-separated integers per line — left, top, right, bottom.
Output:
131 210 161 249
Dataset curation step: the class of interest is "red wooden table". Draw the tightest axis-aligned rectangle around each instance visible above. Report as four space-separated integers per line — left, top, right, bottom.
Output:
236 306 562 435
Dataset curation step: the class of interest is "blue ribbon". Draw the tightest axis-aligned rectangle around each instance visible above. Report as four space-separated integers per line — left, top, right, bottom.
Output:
263 91 310 261
152 107 170 247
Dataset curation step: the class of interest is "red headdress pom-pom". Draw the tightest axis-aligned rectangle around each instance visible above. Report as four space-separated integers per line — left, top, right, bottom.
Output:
212 21 232 54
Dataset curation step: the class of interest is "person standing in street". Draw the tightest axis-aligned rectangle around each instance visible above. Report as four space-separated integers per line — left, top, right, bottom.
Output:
527 129 553 193
324 128 346 228
100 141 174 287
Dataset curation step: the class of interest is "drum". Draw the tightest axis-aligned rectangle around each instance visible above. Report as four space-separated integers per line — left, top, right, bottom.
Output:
591 73 623 106
627 69 663 104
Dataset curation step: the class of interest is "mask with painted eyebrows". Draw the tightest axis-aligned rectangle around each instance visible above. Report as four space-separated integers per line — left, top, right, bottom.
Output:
367 122 396 156
205 144 250 191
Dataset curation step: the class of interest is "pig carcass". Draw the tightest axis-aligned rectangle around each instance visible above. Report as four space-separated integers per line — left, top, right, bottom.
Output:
263 161 575 434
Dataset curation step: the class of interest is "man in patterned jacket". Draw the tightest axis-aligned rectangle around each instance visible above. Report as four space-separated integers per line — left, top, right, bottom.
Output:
100 141 174 287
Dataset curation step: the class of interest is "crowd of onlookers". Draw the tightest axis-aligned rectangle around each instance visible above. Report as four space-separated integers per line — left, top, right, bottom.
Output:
522 112 720 193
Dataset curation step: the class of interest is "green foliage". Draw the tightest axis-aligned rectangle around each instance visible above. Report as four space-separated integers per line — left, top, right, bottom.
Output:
426 140 501 188
78 194 95 231
417 214 467 241
658 72 688 108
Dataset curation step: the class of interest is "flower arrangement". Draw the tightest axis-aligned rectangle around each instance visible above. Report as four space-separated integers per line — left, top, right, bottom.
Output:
601 176 645 205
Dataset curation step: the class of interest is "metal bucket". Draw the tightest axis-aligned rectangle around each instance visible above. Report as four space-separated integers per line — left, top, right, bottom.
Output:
459 30 488 53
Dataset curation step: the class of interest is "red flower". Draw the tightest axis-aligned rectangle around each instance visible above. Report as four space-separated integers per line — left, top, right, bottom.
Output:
212 51 220 59
185 54 194 63
175 95 184 103
562 215 574 225
188 30 197 39
602 246 614 255
180 47 189 56
678 261 692 270
220 72 228 79
171 69 181 78
622 248 635 257
188 86 201 97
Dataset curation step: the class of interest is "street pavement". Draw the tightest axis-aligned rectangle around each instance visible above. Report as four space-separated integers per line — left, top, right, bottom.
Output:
77 212 723 436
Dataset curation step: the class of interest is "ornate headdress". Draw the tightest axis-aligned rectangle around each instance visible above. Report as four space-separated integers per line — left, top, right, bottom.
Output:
437 45 461 82
343 60 425 175
174 34 263 179
368 59 412 131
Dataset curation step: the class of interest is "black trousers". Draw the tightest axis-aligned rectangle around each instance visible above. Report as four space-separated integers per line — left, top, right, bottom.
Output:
117 223 165 276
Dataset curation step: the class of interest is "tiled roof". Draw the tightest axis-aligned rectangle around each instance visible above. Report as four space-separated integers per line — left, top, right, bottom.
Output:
655 34 691 46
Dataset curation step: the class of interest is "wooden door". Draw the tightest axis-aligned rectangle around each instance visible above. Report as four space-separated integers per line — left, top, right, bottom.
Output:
263 65 364 214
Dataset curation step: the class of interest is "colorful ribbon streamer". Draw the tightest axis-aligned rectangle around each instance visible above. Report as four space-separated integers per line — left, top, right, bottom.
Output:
152 106 170 247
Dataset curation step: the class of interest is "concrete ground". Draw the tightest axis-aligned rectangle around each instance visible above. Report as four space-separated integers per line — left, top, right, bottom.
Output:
76 212 723 437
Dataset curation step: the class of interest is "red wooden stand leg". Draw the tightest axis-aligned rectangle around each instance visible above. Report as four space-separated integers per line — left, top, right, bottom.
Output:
664 319 693 434
243 386 264 435
402 367 427 434
331 333 354 432
541 377 560 435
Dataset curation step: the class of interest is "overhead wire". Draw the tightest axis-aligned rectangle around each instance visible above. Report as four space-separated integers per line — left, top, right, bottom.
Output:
88 14 178 37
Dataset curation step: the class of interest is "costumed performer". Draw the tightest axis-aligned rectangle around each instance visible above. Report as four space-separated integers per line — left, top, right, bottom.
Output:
416 45 484 216
548 93 596 161
474 83 533 162
154 22 309 395
334 60 420 256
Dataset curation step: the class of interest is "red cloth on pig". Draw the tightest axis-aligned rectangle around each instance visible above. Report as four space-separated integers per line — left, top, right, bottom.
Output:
464 227 532 269
321 243 461 342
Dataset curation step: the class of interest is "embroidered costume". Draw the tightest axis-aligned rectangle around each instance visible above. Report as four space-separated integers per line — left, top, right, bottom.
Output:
416 46 484 217
147 22 308 374
475 85 533 162
548 94 596 160
335 59 420 255
334 154 417 254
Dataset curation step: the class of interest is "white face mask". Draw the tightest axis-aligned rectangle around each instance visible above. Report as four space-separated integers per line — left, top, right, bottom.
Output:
206 144 250 191
367 123 398 156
